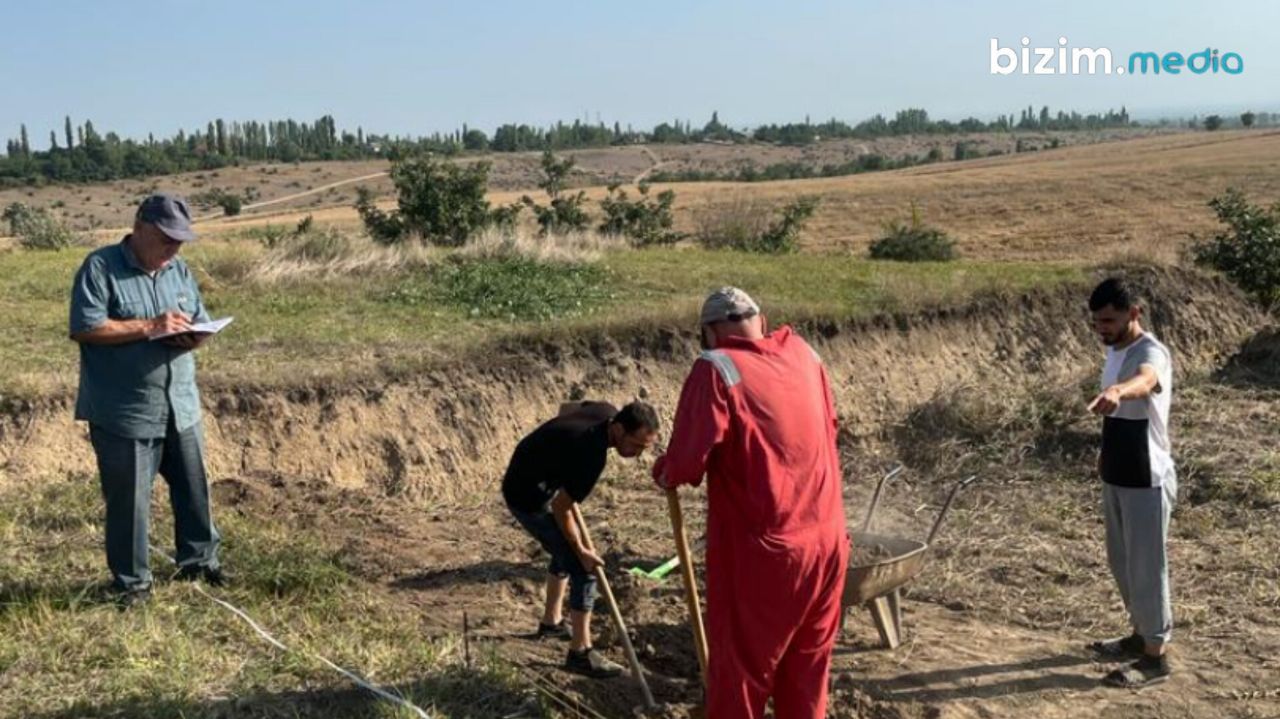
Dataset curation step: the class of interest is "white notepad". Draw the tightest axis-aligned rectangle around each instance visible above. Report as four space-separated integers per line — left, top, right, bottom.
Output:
149 316 234 341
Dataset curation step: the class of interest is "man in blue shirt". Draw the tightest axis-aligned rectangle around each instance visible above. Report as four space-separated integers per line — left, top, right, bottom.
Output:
69 193 225 607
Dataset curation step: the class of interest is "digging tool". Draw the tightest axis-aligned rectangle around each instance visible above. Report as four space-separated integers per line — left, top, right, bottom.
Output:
666 487 710 689
626 536 707 582
569 504 657 711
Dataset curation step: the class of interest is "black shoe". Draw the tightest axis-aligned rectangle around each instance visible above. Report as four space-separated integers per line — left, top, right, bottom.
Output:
565 648 625 679
1103 654 1171 689
536 619 571 641
175 565 229 587
114 586 151 610
1089 633 1146 660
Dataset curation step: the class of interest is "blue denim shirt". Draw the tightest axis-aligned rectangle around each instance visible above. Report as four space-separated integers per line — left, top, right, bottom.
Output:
69 238 211 439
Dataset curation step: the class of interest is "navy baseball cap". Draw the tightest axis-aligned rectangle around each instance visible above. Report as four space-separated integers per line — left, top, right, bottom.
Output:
136 193 197 242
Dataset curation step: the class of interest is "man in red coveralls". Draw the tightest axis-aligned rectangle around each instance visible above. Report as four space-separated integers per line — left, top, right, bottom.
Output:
652 287 849 719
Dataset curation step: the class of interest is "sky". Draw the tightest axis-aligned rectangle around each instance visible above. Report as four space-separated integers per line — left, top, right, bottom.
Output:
1 0 1277 144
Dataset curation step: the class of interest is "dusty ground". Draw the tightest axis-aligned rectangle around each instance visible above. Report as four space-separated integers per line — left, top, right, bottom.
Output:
64 271 1260 719
199 339 1280 719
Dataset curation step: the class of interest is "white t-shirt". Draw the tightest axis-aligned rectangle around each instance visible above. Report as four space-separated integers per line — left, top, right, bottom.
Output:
1099 332 1174 488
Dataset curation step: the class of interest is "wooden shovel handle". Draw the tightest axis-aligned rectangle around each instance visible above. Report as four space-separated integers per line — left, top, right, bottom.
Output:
569 504 657 710
667 488 710 688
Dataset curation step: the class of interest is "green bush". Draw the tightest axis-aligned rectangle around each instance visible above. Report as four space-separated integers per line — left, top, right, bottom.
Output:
1192 189 1280 308
354 186 405 245
752 196 819 254
356 156 496 247
382 256 613 321
392 156 494 246
2 202 79 250
190 188 244 216
693 196 817 254
522 151 591 235
598 182 682 247
869 203 958 262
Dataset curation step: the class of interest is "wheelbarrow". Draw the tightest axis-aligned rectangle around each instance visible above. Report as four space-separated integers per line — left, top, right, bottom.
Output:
841 467 977 649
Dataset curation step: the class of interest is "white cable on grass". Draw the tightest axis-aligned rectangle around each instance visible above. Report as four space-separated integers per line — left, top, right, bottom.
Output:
149 545 433 719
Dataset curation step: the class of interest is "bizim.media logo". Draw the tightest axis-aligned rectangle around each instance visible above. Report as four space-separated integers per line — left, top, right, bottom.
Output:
990 38 1244 76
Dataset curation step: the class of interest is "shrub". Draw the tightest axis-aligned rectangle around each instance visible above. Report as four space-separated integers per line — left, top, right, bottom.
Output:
869 203 959 262
190 188 244 216
382 255 613 321
240 223 290 249
1191 188 1280 308
391 156 494 247
693 196 772 250
753 196 819 254
1204 114 1224 131
522 151 591 235
356 156 495 247
276 226 353 263
694 196 817 254
598 182 682 247
2 202 79 250
354 186 405 245
218 194 242 216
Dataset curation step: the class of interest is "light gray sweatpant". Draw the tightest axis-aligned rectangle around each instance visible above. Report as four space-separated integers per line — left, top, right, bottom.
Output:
1102 478 1176 646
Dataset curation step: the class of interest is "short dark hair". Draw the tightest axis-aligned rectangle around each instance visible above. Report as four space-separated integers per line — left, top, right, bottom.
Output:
1089 277 1144 312
613 401 659 434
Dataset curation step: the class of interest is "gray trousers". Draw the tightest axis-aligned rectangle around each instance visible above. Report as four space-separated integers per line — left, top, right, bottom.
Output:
1102 478 1176 645
88 418 220 590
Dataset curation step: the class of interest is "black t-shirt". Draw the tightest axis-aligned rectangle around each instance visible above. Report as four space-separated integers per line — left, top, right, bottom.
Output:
502 401 616 513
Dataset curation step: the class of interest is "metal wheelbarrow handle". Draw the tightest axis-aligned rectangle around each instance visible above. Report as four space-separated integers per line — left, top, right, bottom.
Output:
926 475 978 546
860 464 904 533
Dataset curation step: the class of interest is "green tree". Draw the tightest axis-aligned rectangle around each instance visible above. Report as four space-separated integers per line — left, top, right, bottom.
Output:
64 116 73 149
462 128 489 151
1242 111 1256 128
355 156 495 247
1204 115 1224 131
521 151 590 235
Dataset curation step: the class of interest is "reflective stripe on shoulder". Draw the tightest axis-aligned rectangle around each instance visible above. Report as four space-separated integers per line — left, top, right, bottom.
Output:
700 350 742 388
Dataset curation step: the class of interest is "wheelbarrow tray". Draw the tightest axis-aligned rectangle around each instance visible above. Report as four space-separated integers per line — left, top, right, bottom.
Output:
842 531 928 605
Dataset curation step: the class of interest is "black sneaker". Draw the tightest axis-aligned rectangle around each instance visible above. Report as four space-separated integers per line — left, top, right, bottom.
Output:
175 565 229 587
536 619 571 641
114 586 151 610
1089 633 1146 660
565 648 625 679
1103 654 1171 689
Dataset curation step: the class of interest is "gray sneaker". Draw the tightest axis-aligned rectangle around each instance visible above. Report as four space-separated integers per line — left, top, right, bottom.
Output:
565 648 624 679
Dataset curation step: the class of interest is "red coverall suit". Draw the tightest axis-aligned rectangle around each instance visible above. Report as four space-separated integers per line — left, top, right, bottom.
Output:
654 326 849 719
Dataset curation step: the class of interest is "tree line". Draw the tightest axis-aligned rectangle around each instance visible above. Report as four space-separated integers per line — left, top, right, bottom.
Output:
0 105 1188 187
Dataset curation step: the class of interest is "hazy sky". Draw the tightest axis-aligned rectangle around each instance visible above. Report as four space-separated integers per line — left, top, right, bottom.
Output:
2 0 1276 143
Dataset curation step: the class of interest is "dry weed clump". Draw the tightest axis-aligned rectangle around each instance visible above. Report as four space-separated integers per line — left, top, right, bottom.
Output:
458 225 626 264
891 379 1095 473
246 227 432 284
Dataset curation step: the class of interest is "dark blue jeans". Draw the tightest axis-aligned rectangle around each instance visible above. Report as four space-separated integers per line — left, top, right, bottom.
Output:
508 504 597 613
89 417 220 590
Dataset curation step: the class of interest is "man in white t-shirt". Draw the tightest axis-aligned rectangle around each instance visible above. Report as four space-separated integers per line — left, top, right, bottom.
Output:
1085 277 1176 688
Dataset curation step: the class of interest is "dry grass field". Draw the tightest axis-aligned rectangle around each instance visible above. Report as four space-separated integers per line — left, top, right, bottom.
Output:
177 129 1280 265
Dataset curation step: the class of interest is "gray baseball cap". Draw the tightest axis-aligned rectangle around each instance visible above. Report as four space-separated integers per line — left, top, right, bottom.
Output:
700 287 760 325
136 193 196 242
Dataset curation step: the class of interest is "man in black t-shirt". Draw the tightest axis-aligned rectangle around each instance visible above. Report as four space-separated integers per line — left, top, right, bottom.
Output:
503 400 659 679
